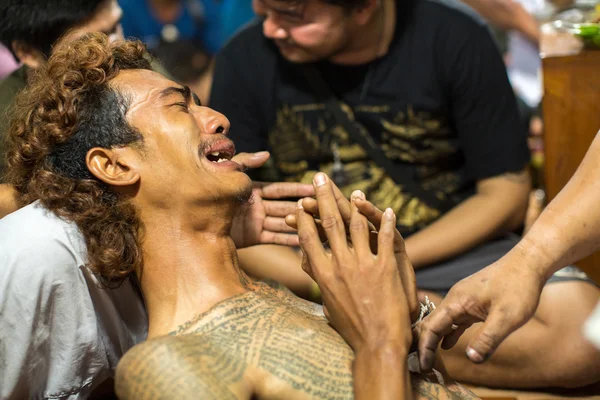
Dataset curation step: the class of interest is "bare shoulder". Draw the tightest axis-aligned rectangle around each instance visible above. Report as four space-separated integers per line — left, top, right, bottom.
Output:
115 336 246 400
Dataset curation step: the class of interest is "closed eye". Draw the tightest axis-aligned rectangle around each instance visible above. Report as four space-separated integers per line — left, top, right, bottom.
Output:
174 102 189 112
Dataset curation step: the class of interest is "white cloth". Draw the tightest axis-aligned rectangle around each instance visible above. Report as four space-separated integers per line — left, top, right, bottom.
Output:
584 300 600 350
507 0 545 108
0 203 147 400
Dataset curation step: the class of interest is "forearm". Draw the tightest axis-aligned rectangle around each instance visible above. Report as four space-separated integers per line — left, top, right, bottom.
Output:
353 343 412 400
406 186 528 268
513 134 600 277
0 184 18 219
461 0 540 45
238 245 316 298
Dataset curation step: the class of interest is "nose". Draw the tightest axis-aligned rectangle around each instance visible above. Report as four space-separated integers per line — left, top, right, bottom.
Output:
198 107 230 136
262 13 288 40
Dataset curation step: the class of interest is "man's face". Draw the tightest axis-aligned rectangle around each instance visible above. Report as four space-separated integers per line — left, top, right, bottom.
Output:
66 0 124 43
111 69 253 209
256 0 357 63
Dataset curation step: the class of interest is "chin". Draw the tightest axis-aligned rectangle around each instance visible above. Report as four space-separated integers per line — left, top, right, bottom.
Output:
235 178 254 206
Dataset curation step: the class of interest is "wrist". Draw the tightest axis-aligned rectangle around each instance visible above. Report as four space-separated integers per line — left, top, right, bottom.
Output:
511 236 555 282
356 340 410 364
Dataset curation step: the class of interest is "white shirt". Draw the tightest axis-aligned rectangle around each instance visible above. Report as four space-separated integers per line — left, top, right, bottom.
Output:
0 203 147 400
506 0 548 108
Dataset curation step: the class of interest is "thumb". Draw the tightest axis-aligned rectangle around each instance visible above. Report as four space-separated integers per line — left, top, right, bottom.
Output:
465 310 521 363
232 151 270 169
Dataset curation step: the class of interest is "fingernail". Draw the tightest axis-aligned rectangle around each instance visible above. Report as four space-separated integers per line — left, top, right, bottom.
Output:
297 199 303 209
252 151 269 159
466 347 485 363
351 190 362 202
385 208 394 219
357 190 366 200
314 173 327 187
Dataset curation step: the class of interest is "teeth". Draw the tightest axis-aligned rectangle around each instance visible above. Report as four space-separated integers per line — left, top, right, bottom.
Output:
217 158 228 163
210 151 220 157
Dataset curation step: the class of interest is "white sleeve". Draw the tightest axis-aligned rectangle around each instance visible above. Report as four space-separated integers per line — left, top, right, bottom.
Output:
0 218 106 399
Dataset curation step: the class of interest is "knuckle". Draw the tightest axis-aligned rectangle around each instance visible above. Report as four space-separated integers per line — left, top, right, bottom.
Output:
320 215 343 231
349 219 366 232
475 330 499 352
298 231 313 246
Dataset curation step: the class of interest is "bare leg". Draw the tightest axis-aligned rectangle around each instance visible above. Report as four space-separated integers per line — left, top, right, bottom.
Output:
423 282 600 388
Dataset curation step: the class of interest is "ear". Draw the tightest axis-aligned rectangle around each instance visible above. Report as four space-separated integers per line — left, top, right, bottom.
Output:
86 147 141 187
12 40 45 69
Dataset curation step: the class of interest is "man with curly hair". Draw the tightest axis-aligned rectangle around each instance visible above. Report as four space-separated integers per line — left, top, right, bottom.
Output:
4 33 477 399
0 31 317 400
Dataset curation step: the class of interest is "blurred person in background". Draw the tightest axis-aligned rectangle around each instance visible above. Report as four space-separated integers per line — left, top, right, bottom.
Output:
0 0 124 179
0 42 19 79
119 0 255 102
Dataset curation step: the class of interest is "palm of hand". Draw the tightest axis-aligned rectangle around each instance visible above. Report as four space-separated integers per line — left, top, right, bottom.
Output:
230 187 266 249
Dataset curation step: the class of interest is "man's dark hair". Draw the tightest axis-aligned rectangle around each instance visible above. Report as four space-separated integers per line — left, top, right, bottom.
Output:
0 0 105 58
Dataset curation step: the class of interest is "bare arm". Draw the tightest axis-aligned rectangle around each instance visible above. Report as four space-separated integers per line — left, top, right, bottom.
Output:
419 132 600 369
0 184 18 219
405 169 530 268
354 344 412 400
516 132 600 277
297 173 413 399
461 0 541 45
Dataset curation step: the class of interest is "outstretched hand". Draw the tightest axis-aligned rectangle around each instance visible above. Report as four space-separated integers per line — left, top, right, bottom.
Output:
418 254 546 371
230 152 315 248
295 172 412 351
286 178 420 322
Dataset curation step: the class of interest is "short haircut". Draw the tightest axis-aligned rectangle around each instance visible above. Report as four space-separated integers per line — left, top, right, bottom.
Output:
0 0 106 57
5 33 152 286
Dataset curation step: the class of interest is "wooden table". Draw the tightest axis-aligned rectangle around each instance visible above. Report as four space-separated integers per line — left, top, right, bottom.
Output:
542 40 600 283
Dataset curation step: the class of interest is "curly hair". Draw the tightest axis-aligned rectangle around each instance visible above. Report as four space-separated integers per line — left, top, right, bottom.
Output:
5 33 153 286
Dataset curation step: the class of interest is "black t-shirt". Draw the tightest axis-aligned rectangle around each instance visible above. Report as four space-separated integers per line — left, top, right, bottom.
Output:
210 0 529 236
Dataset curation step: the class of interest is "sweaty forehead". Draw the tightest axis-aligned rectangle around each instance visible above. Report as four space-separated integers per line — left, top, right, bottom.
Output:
111 69 179 111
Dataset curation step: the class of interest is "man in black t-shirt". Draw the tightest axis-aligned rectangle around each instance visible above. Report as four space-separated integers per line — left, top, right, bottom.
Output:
211 0 531 289
209 1 600 389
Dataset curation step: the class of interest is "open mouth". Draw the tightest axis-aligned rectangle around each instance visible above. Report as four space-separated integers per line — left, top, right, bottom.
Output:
205 151 233 163
202 140 236 164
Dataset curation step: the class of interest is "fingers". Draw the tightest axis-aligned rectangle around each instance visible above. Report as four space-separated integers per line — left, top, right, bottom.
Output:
348 191 371 257
377 208 397 260
264 200 306 218
263 216 297 233
231 151 270 169
312 173 348 253
257 181 315 199
465 308 525 364
259 231 300 247
418 303 476 371
296 199 327 278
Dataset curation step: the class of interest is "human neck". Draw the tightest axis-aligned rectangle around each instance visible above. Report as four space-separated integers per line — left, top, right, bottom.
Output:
137 204 254 338
328 0 396 65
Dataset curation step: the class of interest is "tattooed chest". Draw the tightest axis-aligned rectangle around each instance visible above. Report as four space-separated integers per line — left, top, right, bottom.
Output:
174 292 355 399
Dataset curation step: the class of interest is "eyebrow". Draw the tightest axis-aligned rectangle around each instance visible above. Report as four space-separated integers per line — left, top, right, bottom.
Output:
159 85 192 103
